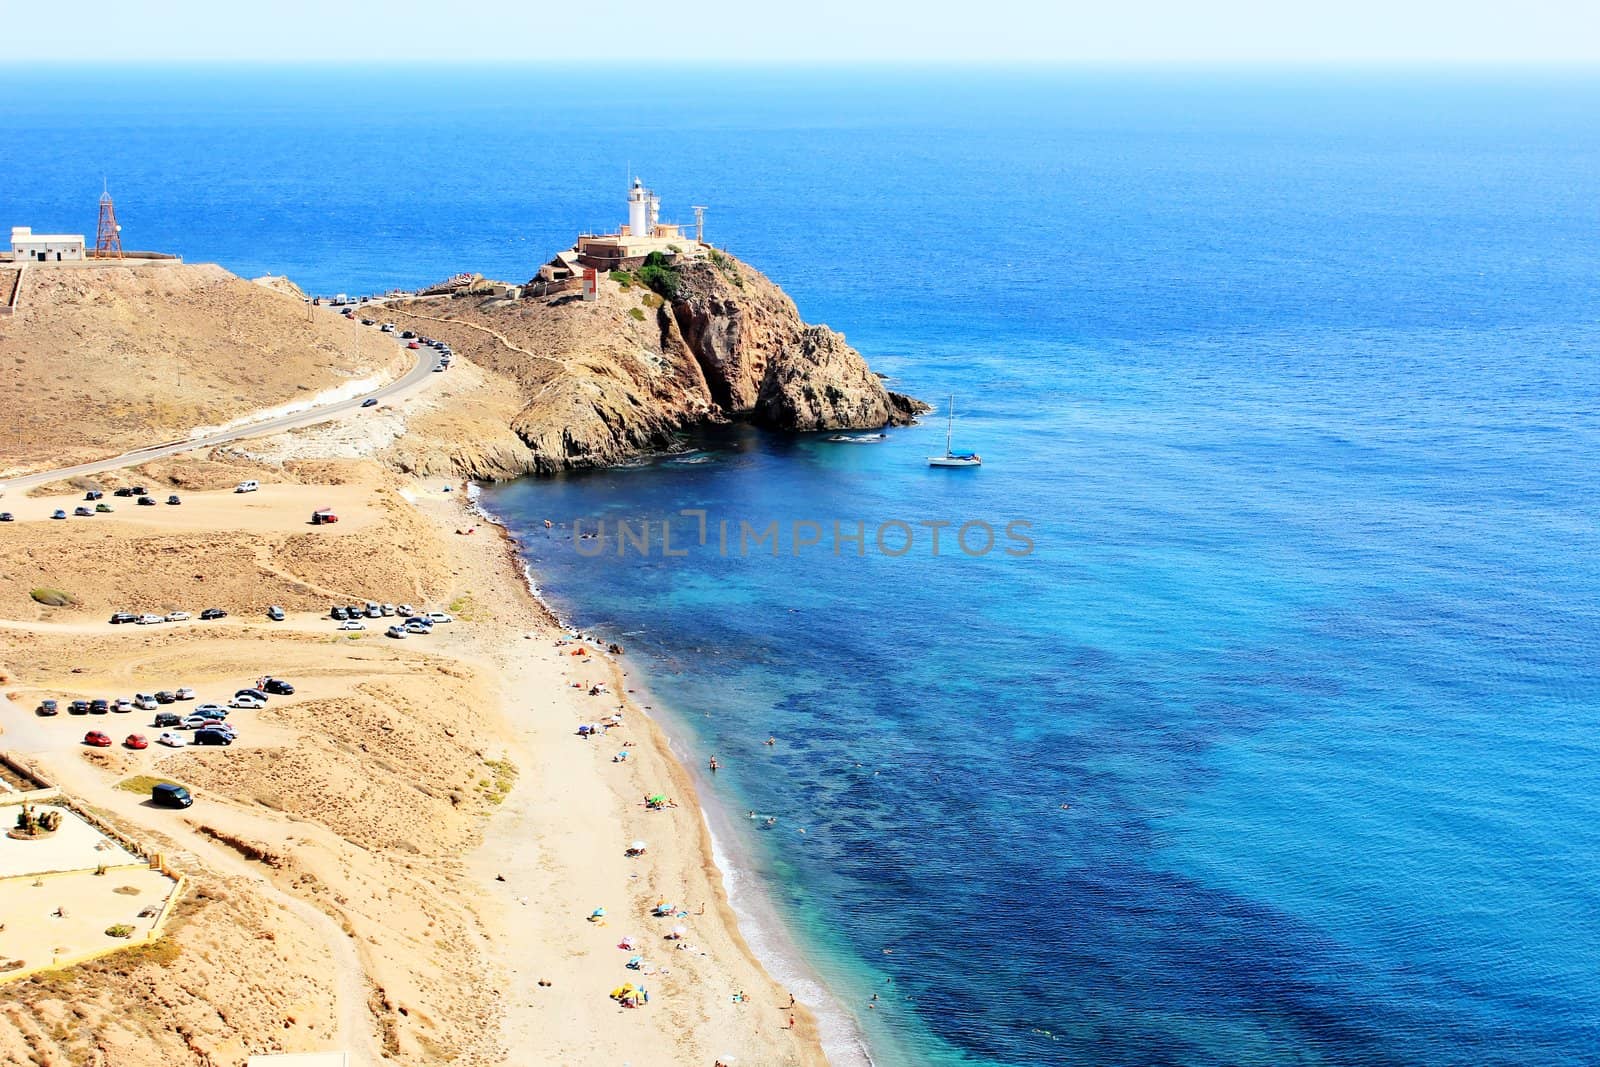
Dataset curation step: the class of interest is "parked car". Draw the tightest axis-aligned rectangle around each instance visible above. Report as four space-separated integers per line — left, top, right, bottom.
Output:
153 711 182 727
262 678 295 695
130 486 147 496
361 318 375 326
361 397 378 408
180 714 216 730
134 694 159 711
193 728 235 746
0 512 12 521
167 494 182 506
340 619 366 631
385 626 407 639
68 699 91 715
95 502 113 513
396 604 415 617
166 611 191 622
156 732 187 748
154 691 177 704
113 699 133 713
37 699 58 716
109 612 138 624
73 506 94 517
331 605 347 620
365 602 382 618
193 703 228 719
124 734 149 750
89 699 110 715
400 329 416 339
51 509 67 520
433 363 446 372
407 341 420 349
311 508 339 524
236 480 260 493
266 605 286 621
151 782 193 807
403 619 430 634
137 496 157 506
378 603 394 616
113 487 135 498
84 731 112 747
175 687 196 700
137 614 163 625
200 608 227 620
380 323 395 333
84 490 103 501
229 695 266 710
425 611 454 624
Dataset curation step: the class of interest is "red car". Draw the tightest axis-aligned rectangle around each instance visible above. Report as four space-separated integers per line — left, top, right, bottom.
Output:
406 341 420 349
124 734 149 750
84 731 112 747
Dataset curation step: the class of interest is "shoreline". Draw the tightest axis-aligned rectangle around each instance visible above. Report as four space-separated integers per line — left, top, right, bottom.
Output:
469 489 877 1066
428 486 834 1064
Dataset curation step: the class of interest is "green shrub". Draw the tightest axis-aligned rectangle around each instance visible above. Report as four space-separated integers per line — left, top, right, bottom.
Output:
105 924 135 939
637 252 681 301
609 270 633 289
30 588 77 607
627 307 646 322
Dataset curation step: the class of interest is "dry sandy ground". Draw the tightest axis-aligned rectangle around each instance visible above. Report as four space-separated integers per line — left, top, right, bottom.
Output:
0 456 822 1066
0 263 402 477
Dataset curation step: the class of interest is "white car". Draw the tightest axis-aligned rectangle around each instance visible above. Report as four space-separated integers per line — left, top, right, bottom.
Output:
175 687 196 700
165 611 191 622
229 695 266 710
396 603 415 617
133 694 159 711
425 611 453 624
136 614 164 625
339 619 366 630
156 731 186 748
114 698 134 713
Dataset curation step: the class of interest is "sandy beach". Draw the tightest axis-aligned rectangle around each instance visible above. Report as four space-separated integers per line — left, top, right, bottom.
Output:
0 459 826 1065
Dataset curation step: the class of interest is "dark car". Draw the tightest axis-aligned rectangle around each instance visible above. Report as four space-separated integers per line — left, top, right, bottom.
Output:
400 329 416 339
235 688 269 702
37 699 58 716
266 605 286 621
137 496 157 506
153 711 182 727
0 512 12 522
154 691 177 704
130 486 147 495
84 490 103 501
200 608 228 620
331 605 347 620
68 699 90 715
361 397 378 408
110 612 138 624
167 494 182 505
361 318 375 326
89 699 110 715
113 487 135 498
151 783 193 808
84 730 113 747
262 678 295 696
51 509 67 520
193 728 234 747
347 604 363 618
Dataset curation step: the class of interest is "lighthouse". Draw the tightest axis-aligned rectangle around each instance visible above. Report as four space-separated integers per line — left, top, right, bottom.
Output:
627 177 651 238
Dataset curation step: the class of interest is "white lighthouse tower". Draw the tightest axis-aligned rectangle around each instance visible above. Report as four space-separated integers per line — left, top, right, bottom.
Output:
627 177 651 237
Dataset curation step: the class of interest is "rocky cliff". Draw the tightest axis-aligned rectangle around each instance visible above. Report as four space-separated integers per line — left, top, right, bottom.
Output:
379 251 925 477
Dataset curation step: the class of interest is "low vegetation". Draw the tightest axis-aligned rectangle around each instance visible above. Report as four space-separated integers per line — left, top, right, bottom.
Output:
708 247 745 289
105 924 135 939
627 307 646 322
636 252 681 301
478 757 518 805
116 775 180 795
29 587 77 607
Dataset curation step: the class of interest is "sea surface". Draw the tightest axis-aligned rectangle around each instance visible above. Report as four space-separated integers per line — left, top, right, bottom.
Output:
6 65 1600 1066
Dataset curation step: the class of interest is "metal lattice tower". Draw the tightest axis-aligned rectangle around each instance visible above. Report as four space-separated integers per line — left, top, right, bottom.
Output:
95 186 123 259
691 205 707 244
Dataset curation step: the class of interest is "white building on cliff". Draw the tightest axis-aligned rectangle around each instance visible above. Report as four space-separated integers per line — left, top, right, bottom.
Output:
570 178 706 272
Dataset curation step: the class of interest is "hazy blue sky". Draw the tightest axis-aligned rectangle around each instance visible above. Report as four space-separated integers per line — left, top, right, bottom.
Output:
6 0 1600 64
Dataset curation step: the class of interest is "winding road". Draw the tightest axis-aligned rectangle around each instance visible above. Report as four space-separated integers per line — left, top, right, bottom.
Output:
0 330 438 496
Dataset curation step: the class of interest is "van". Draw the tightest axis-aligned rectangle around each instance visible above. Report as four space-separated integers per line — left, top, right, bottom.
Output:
235 480 260 494
151 783 193 808
193 729 233 747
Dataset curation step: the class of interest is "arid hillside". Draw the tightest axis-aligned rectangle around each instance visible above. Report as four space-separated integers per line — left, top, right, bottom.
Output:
0 263 399 476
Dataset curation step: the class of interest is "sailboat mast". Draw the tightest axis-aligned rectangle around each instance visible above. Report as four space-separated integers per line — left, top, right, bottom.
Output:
946 395 954 455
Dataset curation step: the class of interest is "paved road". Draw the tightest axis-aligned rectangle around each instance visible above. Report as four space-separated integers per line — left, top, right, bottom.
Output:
0 328 437 496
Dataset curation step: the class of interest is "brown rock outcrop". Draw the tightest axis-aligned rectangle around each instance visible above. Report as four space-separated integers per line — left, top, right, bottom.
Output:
379 250 923 477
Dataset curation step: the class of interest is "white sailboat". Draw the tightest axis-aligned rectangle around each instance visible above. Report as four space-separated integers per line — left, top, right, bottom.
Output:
927 395 981 468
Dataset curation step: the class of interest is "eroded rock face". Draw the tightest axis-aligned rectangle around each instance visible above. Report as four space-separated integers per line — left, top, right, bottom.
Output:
378 251 922 476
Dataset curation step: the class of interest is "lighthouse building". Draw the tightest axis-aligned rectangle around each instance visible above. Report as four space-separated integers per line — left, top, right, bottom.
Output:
570 178 706 272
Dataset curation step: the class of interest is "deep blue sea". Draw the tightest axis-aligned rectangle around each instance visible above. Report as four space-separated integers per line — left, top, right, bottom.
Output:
6 65 1600 1066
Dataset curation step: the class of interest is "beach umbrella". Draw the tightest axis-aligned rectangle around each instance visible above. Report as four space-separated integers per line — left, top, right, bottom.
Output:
630 840 646 852
647 794 666 805
671 925 687 938
591 907 606 918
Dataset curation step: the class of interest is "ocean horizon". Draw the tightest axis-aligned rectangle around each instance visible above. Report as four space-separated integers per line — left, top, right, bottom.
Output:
7 64 1599 1065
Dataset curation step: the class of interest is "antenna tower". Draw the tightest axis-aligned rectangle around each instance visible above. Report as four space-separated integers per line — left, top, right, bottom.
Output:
691 205 707 244
95 185 124 259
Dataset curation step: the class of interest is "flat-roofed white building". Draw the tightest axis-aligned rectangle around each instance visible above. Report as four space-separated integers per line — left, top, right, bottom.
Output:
10 226 86 262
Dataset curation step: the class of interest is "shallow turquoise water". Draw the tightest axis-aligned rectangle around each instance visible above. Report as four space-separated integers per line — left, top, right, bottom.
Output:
7 65 1600 1065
